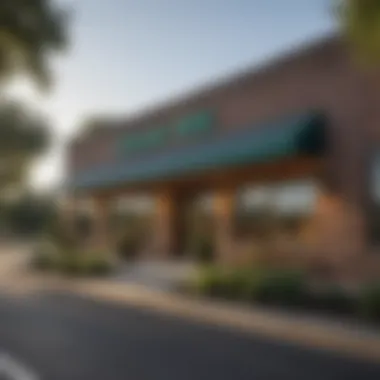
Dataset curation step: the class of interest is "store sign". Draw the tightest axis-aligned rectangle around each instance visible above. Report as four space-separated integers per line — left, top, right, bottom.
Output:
119 110 214 155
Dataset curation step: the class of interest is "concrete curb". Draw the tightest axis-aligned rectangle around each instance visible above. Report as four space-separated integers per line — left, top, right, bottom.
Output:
53 278 380 363
1 271 380 363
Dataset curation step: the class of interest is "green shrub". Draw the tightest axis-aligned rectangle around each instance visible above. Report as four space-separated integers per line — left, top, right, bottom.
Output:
58 251 113 277
241 271 265 301
32 251 59 271
308 286 356 315
248 269 307 306
192 235 214 264
193 266 307 306
31 237 114 277
191 265 361 317
60 253 81 275
224 269 259 300
193 266 262 301
194 266 228 297
118 233 139 260
81 255 113 276
31 240 60 271
360 283 380 320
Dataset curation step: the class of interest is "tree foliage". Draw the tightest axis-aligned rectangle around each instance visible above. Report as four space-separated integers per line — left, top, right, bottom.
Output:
0 191 58 236
338 0 380 64
0 99 50 190
0 1 68 196
0 0 69 91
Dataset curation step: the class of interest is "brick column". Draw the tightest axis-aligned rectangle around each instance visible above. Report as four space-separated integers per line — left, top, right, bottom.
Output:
151 190 186 258
213 188 236 265
91 196 113 253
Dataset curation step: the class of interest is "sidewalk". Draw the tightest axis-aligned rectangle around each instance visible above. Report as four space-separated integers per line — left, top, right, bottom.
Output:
1 250 380 363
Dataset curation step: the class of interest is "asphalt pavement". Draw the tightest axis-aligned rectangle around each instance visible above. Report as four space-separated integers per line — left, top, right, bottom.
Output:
0 292 379 380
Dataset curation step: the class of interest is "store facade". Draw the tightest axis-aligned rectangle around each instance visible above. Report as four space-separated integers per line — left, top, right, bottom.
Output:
65 35 380 281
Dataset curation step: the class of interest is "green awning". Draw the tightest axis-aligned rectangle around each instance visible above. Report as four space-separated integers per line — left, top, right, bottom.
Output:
70 111 326 190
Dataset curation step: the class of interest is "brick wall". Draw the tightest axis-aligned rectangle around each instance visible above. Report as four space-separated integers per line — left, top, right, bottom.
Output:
68 36 374 198
68 35 380 279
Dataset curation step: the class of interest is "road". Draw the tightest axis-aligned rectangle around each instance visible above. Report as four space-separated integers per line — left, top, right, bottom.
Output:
0 292 379 380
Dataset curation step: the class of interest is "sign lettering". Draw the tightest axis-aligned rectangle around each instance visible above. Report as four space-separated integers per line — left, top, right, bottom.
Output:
119 110 214 155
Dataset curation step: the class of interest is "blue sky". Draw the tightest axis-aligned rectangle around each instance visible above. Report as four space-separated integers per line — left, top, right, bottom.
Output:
16 0 335 189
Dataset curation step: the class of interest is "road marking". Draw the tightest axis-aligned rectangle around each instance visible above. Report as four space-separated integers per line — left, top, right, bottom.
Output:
0 352 39 380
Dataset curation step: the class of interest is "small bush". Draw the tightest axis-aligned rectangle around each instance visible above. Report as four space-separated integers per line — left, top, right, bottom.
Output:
58 252 113 277
192 235 214 264
224 269 259 300
307 286 356 315
60 253 81 275
81 255 113 276
251 270 307 306
118 233 139 260
31 237 114 277
194 266 228 297
190 265 367 319
32 252 59 271
360 283 380 320
241 271 265 301
193 266 307 306
31 240 60 271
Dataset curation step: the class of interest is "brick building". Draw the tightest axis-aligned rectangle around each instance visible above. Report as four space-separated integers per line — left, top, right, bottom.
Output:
65 35 380 281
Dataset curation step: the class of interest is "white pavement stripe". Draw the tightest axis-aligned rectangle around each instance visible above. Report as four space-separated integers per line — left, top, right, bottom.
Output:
0 352 39 380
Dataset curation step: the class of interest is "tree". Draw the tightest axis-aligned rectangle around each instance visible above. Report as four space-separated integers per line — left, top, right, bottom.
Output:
0 0 69 91
1 191 58 236
0 99 50 191
337 0 380 65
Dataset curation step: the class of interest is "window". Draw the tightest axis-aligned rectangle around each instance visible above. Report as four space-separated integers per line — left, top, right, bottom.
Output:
235 179 318 238
116 196 154 214
271 180 317 216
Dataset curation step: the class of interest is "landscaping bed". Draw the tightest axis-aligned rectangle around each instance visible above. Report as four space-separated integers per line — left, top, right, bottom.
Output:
30 239 115 277
184 265 380 324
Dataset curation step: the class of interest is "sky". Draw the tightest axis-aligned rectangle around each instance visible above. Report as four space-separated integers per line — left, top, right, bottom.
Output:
11 0 336 190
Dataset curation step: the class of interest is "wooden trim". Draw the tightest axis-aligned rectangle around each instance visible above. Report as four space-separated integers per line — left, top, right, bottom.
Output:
76 156 324 199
